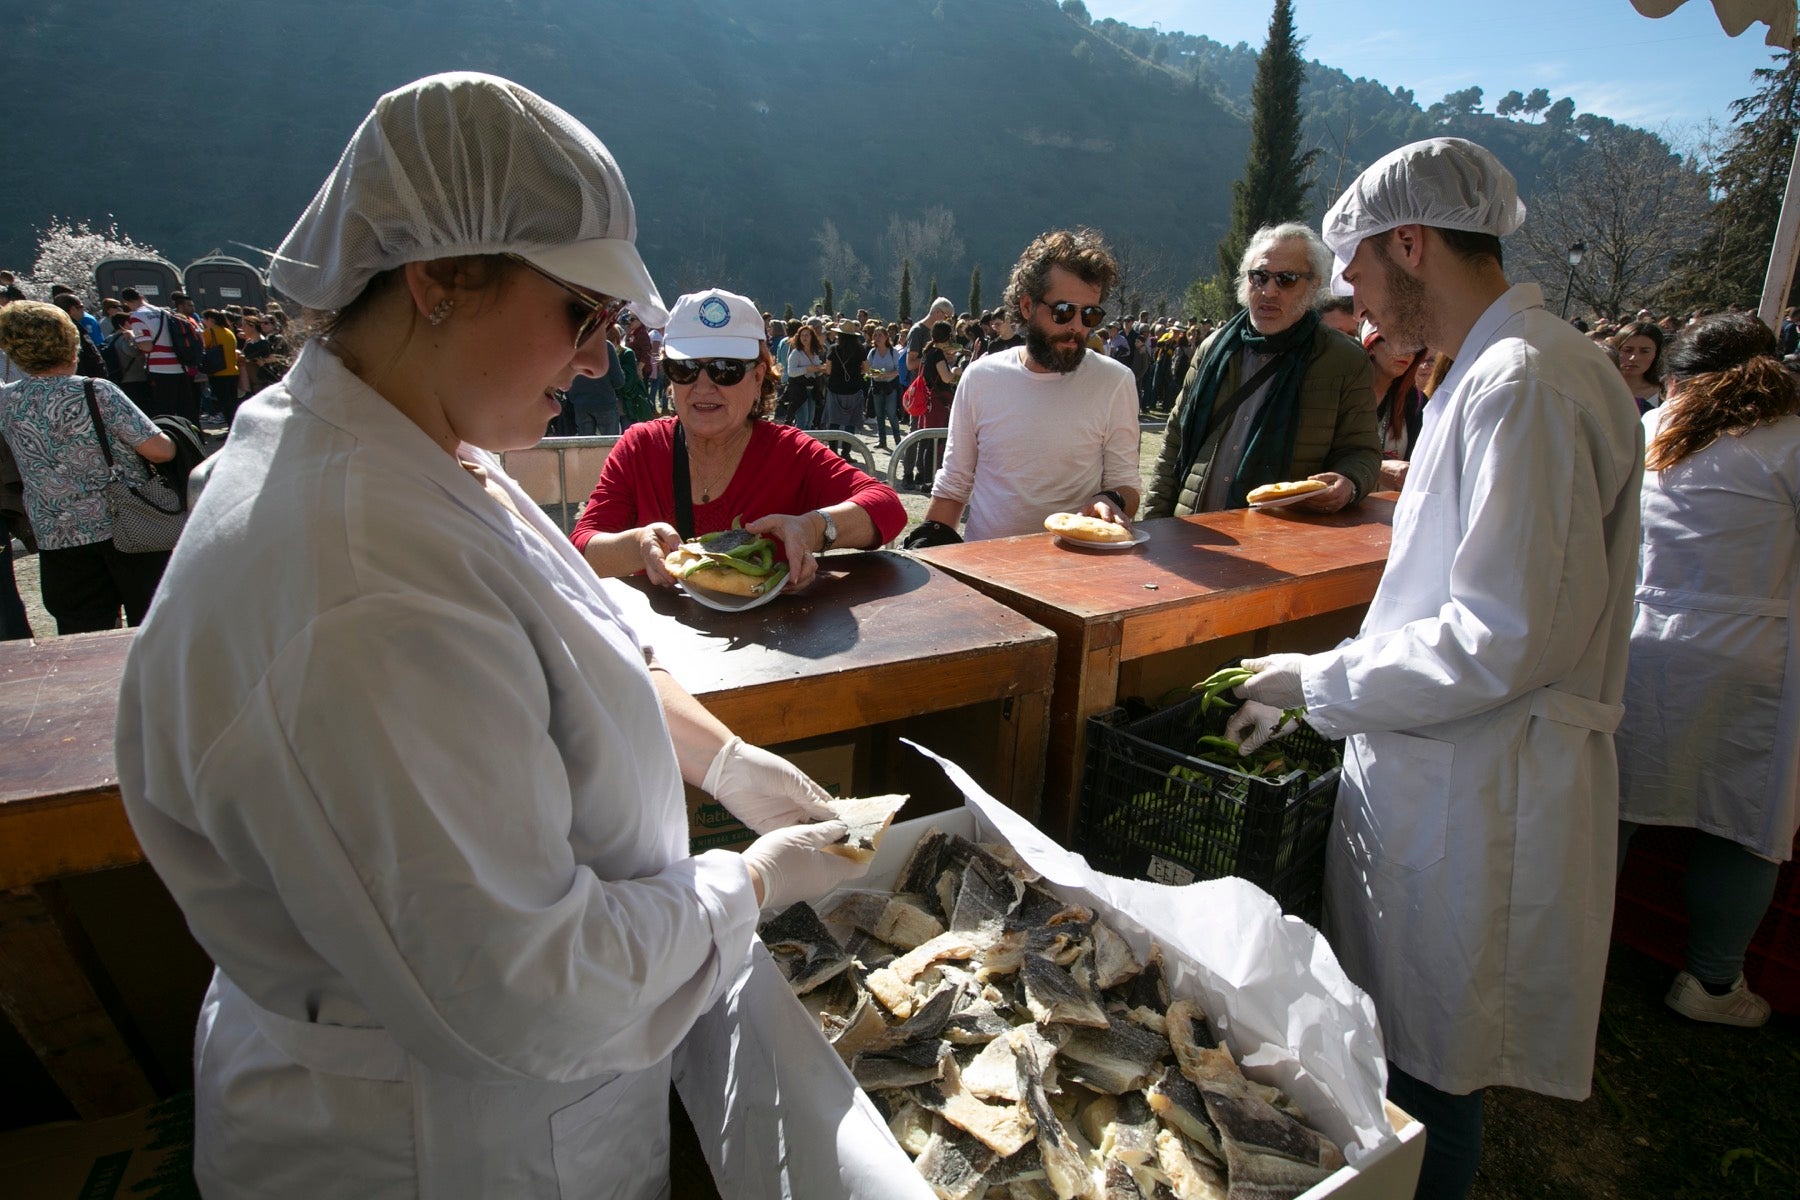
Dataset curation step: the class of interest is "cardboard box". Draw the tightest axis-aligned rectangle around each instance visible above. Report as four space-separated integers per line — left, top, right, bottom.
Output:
686 740 858 854
0 1094 197 1200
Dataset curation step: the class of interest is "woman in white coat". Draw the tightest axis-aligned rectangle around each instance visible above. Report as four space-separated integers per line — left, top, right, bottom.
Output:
113 73 868 1199
1617 313 1800 1028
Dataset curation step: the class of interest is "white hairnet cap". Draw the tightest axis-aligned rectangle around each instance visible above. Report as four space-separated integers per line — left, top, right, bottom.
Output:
270 72 667 325
1321 138 1525 294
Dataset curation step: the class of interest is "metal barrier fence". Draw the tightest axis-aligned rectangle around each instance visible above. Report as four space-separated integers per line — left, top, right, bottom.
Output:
502 422 1170 533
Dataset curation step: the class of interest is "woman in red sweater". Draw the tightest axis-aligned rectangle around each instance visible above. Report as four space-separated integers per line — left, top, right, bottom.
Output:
572 288 904 590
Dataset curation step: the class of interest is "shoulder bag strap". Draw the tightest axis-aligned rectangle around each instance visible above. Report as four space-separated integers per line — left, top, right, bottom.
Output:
672 422 694 541
1199 351 1286 444
83 379 119 471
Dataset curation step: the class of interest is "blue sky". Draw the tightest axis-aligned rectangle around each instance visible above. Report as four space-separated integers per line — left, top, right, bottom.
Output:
1084 0 1783 142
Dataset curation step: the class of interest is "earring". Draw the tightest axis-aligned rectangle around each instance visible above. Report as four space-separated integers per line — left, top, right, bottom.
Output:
428 299 453 326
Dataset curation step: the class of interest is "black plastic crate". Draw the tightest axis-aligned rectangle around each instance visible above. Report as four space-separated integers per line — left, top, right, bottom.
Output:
1075 691 1342 923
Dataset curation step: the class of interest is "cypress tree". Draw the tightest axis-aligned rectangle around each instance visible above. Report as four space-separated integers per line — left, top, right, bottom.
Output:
928 274 939 305
969 264 983 314
783 302 794 321
1215 0 1316 278
899 258 913 324
1666 42 1799 312
823 278 835 315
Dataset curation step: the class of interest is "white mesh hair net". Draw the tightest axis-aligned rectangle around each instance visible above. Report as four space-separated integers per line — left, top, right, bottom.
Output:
1321 138 1525 293
270 72 667 324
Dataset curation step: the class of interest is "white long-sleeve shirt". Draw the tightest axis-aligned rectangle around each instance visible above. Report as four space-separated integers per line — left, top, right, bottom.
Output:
931 347 1141 541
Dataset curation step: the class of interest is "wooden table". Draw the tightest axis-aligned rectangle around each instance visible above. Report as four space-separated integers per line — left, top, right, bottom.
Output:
916 499 1395 837
0 554 1055 1121
611 549 1056 815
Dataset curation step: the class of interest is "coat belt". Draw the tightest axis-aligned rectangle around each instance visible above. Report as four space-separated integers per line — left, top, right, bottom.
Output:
1636 584 1789 619
1527 686 1624 734
222 973 409 1082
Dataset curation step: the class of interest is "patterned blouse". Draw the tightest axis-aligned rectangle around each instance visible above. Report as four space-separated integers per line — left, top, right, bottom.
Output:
0 374 161 550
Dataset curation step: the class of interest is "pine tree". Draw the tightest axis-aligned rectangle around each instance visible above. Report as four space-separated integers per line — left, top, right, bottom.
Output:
783 302 794 321
899 257 913 324
1666 42 1800 312
1214 0 1316 278
968 265 983 314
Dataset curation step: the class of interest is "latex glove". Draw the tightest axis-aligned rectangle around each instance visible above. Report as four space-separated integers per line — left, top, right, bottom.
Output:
741 821 869 912
1235 653 1307 710
1224 700 1299 755
704 736 837 834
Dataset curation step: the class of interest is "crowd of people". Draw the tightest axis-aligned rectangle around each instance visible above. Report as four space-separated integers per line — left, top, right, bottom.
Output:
2 70 1799 1200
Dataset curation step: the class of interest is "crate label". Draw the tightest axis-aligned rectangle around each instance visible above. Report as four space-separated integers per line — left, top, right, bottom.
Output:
1146 855 1195 887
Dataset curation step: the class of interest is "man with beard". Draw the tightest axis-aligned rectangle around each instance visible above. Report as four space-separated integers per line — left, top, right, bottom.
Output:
905 229 1139 543
1226 138 1642 1200
1144 223 1378 516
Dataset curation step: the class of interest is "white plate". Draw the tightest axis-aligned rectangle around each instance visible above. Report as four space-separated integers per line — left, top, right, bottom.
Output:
679 573 789 612
1249 489 1327 511
1053 526 1150 552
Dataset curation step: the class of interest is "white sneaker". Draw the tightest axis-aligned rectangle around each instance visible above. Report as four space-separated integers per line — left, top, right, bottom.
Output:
1664 971 1772 1028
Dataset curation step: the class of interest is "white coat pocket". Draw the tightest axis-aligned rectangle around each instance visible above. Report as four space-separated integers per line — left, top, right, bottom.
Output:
1349 729 1456 871
550 1061 673 1200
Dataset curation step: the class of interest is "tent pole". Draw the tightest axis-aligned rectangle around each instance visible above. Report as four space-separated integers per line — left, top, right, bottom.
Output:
1759 131 1800 332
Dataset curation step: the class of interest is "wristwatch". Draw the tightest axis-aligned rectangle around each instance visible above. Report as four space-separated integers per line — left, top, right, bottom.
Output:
813 508 839 552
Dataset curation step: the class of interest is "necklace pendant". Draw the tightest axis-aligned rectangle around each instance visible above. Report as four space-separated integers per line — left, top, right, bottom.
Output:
701 492 710 504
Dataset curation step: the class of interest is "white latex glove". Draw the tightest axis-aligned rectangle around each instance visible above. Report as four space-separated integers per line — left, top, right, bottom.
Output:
703 736 838 834
1224 700 1300 755
1235 653 1307 710
741 821 869 912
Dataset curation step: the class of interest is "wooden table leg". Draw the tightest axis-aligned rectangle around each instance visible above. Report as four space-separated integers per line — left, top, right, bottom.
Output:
0 885 156 1119
993 690 1049 824
1038 622 1122 842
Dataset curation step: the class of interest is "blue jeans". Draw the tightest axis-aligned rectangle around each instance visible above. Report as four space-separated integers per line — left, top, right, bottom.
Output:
572 403 621 437
1386 1065 1484 1200
868 382 901 445
1618 822 1782 985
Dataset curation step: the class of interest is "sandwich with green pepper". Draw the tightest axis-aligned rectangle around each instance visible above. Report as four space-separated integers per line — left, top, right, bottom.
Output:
664 524 790 598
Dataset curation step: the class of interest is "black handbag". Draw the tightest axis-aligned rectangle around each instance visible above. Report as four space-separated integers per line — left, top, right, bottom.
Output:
83 380 187 554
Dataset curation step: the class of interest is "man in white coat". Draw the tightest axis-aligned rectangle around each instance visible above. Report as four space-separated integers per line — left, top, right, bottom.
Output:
1227 138 1643 1199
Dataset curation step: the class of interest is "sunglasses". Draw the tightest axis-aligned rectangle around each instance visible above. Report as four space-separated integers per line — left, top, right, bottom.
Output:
1036 299 1107 329
1245 269 1313 292
662 356 753 387
506 254 623 350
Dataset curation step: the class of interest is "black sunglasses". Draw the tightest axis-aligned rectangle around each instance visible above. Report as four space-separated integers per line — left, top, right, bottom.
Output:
1245 269 1313 292
506 254 622 350
662 356 753 387
1036 299 1107 329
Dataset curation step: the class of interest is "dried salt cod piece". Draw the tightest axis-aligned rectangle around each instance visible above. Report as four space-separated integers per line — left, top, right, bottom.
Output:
855 1039 949 1090
977 841 1042 883
867 930 989 1017
1022 953 1111 1030
1114 946 1169 1012
975 929 1029 981
1102 1158 1147 1200
1118 1006 1167 1037
899 830 1019 921
1165 1000 1244 1090
1104 1093 1160 1167
962 1024 1065 1103
888 1096 935 1157
1060 1013 1172 1095
988 1140 1047 1187
1092 920 1144 991
952 857 1024 935
915 1126 1000 1200
759 901 852 995
1199 1084 1343 1197
897 829 954 905
996 1180 1057 1200
871 983 961 1052
946 988 1015 1044
822 793 910 862
829 990 898 1063
912 1045 1036 1157
827 890 947 952
1146 1068 1223 1159
1154 1129 1228 1200
1018 1040 1093 1200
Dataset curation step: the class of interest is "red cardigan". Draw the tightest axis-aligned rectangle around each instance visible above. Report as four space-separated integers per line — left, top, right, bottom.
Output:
570 418 906 551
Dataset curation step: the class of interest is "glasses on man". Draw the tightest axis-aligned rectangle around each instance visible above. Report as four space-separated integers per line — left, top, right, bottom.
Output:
661 357 752 387
1245 269 1313 292
1036 299 1107 329
505 254 623 350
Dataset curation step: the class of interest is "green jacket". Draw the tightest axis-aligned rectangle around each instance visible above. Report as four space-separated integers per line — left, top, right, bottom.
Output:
1144 323 1380 517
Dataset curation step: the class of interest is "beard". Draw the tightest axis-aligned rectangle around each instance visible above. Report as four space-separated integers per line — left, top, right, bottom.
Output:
1025 321 1087 374
1375 246 1433 354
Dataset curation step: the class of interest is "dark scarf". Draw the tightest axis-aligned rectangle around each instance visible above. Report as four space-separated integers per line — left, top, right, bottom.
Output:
1174 308 1320 508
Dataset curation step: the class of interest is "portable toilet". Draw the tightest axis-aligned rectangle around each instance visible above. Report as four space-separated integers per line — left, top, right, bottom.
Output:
184 255 269 311
93 257 182 305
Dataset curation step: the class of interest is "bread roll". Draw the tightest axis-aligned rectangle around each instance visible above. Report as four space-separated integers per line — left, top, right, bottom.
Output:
1044 512 1133 543
1246 479 1328 504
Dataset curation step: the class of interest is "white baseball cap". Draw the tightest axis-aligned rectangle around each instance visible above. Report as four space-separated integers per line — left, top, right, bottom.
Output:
1322 137 1525 295
660 289 765 360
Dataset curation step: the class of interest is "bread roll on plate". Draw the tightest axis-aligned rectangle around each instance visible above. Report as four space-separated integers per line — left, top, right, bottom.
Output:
1044 512 1133 544
1246 479 1328 505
